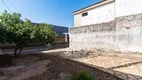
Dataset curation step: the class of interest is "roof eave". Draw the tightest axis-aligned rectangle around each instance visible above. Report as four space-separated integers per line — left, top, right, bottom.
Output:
73 0 115 15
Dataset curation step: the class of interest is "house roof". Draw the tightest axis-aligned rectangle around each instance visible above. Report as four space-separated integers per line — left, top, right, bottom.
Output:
73 0 115 15
53 25 68 35
32 22 68 35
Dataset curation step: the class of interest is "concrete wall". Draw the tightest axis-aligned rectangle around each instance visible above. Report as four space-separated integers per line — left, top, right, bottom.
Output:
70 13 142 52
70 21 117 51
74 2 115 27
115 13 142 52
71 0 142 52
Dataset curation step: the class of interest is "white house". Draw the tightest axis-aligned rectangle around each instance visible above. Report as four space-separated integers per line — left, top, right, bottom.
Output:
70 0 142 52
74 0 115 27
73 0 142 27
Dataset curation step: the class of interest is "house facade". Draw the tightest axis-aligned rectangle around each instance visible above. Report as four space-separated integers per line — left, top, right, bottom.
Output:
70 0 142 52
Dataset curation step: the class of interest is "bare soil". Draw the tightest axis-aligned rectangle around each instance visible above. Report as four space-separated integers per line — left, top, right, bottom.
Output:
0 53 122 80
75 53 142 80
25 53 121 80
74 55 141 68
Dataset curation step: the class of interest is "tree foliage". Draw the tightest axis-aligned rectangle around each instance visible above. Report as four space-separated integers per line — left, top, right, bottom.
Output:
0 10 56 57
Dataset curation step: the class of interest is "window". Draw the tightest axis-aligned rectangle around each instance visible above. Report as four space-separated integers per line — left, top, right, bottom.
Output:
82 12 88 17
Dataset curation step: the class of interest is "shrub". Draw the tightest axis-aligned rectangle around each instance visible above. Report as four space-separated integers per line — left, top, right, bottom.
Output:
68 71 96 80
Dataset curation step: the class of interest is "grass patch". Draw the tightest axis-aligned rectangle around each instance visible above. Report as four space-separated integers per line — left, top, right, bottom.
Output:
68 71 96 80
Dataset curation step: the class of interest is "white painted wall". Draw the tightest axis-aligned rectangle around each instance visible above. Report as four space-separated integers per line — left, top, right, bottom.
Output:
116 0 142 17
74 2 115 27
74 0 142 27
82 2 115 26
74 14 81 27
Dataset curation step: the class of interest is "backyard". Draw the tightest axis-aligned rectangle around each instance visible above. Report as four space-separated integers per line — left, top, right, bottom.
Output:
0 47 142 80
1 0 142 80
0 52 121 80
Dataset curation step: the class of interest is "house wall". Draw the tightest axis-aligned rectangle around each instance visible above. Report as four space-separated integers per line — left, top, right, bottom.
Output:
74 2 115 27
74 0 142 27
70 0 142 52
116 0 142 17
74 14 82 27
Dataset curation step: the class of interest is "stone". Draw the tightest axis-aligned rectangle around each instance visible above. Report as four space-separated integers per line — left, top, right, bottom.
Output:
105 69 115 75
72 51 88 58
62 51 88 59
98 67 108 72
115 71 127 80
59 72 68 80
127 74 137 80
63 51 72 58
59 72 71 80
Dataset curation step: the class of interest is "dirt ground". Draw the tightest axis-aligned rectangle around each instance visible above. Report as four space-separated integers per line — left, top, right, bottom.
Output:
0 53 121 80
75 55 141 68
75 53 142 80
39 48 142 80
1 47 142 80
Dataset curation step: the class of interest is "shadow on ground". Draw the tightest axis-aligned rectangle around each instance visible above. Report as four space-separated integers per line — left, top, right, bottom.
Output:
24 53 122 80
0 52 121 80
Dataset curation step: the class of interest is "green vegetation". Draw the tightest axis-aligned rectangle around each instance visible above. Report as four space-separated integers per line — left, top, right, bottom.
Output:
69 71 96 80
0 10 56 57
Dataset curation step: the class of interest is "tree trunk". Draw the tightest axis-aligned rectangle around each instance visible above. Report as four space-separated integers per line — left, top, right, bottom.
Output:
14 49 17 57
18 44 24 57
14 43 20 57
14 44 18 57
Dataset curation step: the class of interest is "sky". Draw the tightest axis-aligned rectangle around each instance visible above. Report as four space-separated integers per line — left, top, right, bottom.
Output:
0 0 100 28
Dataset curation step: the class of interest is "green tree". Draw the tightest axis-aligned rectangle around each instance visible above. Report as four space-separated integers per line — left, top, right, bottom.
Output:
0 10 56 57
